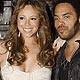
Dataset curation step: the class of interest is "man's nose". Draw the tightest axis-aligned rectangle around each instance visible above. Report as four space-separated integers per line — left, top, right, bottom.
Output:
59 19 65 26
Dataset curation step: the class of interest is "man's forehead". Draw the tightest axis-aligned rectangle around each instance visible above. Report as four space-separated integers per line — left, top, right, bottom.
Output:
54 3 76 15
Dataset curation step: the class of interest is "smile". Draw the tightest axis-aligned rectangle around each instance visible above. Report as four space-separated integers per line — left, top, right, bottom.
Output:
24 28 32 33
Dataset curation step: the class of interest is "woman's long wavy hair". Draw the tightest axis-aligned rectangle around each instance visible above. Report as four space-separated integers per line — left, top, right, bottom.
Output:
6 0 54 67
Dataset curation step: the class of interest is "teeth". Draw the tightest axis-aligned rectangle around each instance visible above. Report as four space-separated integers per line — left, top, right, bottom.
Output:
24 28 32 33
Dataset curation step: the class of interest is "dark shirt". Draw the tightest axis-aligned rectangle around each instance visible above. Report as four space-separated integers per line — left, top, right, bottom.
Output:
52 40 80 80
59 55 69 80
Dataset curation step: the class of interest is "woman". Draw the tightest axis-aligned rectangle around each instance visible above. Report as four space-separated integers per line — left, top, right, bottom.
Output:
1 0 54 80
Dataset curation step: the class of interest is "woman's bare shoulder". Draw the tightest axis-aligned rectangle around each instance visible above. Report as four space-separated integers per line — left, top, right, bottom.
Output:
0 52 8 68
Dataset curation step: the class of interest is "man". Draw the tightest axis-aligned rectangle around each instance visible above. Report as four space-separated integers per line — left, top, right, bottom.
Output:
52 0 80 80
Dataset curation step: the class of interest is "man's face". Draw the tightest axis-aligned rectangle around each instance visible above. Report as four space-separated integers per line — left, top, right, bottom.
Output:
54 3 79 40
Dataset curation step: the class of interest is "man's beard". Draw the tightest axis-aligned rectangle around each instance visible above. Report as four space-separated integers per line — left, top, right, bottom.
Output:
59 19 80 40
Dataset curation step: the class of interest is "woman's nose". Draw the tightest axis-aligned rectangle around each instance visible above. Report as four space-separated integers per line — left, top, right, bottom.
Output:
25 19 30 26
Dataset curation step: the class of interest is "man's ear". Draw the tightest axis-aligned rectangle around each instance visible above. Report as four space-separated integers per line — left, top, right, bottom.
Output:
79 16 80 23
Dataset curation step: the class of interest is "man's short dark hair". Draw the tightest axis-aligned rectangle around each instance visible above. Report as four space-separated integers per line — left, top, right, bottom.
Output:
52 0 80 17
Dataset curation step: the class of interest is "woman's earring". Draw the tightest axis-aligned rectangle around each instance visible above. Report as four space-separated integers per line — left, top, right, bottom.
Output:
18 32 20 37
37 32 39 38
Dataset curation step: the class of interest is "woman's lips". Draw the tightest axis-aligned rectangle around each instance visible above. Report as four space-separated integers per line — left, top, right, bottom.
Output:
24 28 32 33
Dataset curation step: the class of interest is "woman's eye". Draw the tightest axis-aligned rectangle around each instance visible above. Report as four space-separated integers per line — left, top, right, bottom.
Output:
19 16 25 20
31 18 37 20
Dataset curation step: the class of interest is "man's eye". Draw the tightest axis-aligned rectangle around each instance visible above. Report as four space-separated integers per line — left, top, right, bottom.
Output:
54 17 59 21
64 16 70 19
54 18 58 20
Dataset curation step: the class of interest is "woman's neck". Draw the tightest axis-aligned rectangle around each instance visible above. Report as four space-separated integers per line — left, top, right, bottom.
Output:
24 36 37 46
24 36 40 53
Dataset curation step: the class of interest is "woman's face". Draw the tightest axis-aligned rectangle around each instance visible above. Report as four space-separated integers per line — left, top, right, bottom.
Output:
17 5 40 38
